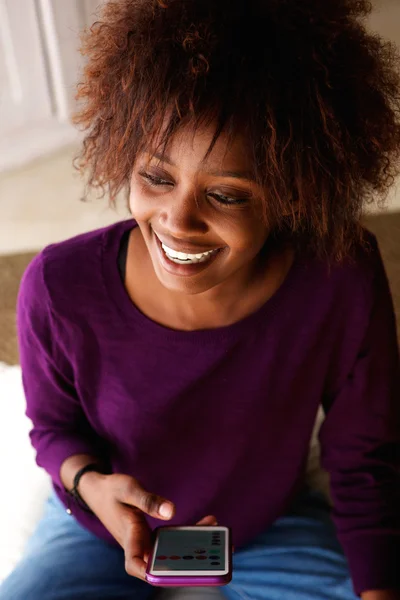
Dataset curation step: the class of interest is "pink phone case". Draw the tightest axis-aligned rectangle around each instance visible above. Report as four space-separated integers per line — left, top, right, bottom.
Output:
145 527 232 587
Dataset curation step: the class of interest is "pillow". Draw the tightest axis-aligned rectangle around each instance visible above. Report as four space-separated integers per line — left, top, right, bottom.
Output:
0 363 51 583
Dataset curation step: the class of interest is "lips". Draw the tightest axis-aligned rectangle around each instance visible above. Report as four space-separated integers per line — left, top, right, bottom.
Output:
154 232 221 266
161 241 219 264
153 232 222 276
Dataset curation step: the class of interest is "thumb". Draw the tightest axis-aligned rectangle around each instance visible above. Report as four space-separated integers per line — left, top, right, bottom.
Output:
120 478 175 520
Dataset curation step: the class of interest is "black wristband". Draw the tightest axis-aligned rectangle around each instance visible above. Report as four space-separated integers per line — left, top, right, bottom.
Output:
70 463 109 514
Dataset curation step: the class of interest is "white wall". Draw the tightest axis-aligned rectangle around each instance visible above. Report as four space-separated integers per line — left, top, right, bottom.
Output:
0 0 103 172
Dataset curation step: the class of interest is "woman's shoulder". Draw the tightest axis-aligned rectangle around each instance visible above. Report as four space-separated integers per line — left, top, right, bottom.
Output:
20 220 132 316
304 229 384 296
291 228 388 332
330 229 384 294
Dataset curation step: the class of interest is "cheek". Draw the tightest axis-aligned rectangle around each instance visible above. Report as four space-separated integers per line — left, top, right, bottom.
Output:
220 216 268 254
129 184 153 220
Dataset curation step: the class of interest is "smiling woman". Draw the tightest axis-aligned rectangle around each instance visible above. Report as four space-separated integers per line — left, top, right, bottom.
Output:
2 2 400 600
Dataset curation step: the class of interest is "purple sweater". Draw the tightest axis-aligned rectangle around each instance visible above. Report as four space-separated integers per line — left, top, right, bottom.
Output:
17 220 400 594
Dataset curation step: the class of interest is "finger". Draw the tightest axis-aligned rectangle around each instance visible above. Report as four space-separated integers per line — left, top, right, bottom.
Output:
124 516 152 580
196 515 218 526
125 555 147 581
120 479 175 520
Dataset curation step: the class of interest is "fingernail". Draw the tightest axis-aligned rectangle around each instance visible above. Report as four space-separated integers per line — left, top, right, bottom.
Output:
159 502 173 518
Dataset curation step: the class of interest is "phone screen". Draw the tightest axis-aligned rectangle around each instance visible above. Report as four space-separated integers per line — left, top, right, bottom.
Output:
151 527 228 575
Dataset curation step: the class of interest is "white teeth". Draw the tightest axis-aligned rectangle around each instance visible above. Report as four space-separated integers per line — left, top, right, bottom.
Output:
161 241 217 265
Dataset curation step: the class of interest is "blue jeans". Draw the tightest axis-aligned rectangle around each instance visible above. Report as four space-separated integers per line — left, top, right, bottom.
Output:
0 492 356 600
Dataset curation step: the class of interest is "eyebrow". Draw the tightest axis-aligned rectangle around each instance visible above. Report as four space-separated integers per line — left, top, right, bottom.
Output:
146 151 256 183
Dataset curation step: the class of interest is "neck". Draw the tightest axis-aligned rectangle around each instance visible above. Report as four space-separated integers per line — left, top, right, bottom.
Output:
126 229 293 331
165 258 264 330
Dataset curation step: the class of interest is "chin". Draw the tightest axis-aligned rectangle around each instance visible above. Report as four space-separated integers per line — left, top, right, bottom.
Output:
154 267 222 296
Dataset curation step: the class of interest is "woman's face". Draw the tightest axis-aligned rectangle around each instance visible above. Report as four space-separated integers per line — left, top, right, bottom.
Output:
129 125 269 295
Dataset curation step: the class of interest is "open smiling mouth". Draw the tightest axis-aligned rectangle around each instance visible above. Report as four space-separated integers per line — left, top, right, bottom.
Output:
160 242 220 265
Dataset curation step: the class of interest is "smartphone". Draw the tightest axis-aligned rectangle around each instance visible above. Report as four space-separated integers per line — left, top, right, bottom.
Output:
145 525 232 587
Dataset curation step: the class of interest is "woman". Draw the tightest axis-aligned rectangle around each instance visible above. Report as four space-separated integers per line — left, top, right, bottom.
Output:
1 0 399 598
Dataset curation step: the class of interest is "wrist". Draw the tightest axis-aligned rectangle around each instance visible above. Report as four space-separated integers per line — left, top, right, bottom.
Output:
60 454 99 491
78 470 109 504
70 462 110 512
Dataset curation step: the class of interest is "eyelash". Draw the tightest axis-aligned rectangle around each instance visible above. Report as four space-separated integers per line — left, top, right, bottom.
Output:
139 172 248 206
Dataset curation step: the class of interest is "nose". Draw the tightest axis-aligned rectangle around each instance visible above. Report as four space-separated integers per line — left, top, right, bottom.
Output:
158 191 208 238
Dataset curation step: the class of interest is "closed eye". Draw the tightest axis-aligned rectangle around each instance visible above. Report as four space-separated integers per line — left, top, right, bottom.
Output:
207 192 249 206
139 171 249 206
139 172 173 187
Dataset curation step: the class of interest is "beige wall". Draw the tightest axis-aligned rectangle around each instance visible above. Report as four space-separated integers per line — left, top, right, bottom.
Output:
369 0 400 48
368 0 400 211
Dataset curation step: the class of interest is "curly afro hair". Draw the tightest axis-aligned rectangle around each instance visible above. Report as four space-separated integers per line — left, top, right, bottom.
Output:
74 0 400 259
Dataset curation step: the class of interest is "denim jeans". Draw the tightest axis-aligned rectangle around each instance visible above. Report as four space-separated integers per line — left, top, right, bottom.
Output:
0 491 356 600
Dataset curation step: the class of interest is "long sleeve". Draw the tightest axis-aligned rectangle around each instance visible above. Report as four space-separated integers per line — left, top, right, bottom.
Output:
17 252 101 490
319 246 400 595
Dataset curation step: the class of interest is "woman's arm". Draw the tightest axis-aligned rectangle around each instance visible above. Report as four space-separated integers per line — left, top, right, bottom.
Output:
319 240 400 596
17 253 103 489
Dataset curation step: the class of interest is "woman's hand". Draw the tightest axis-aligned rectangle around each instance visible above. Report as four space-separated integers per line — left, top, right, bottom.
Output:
362 592 400 600
78 471 217 580
78 471 173 579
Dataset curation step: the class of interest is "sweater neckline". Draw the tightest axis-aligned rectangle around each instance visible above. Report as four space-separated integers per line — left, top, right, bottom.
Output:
101 219 303 345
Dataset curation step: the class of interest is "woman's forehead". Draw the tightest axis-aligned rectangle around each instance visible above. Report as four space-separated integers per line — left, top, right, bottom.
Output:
146 123 253 173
